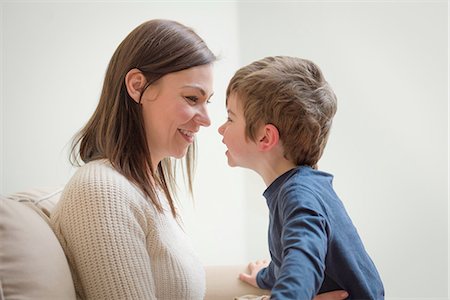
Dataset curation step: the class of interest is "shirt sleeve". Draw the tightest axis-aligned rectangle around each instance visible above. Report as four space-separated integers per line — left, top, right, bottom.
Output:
53 176 157 299
256 261 277 289
270 187 329 300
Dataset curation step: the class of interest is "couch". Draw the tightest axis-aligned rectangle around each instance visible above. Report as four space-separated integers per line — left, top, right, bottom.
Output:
0 188 269 300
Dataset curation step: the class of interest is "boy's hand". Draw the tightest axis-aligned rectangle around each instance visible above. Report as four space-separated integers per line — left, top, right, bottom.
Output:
239 259 270 288
239 260 349 300
313 290 349 300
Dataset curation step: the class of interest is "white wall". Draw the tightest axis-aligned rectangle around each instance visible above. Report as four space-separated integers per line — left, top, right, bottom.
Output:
236 2 448 299
1 1 448 299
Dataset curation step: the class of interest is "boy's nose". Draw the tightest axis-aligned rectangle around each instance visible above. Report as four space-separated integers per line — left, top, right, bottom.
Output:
218 123 225 135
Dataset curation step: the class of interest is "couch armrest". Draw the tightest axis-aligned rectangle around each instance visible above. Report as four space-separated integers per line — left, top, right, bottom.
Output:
0 196 76 300
205 265 270 300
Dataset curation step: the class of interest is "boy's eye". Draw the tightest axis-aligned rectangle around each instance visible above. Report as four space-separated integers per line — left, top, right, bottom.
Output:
227 117 233 122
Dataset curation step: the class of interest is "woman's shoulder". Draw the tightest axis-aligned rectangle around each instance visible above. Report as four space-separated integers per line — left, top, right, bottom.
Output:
68 159 129 189
72 159 117 178
54 159 154 224
63 159 146 206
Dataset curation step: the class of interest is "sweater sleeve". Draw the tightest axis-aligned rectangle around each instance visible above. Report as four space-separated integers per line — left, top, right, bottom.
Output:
270 187 329 300
52 168 157 299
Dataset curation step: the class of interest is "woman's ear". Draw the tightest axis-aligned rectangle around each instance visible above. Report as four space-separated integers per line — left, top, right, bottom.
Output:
257 124 280 152
125 68 147 103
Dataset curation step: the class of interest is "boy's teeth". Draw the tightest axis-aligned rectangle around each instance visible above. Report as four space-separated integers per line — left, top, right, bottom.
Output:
179 129 194 137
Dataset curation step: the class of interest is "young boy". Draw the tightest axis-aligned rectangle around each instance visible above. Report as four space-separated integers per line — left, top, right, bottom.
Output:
218 56 384 299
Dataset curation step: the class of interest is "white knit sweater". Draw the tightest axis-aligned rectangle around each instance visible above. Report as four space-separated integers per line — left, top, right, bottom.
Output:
50 160 205 300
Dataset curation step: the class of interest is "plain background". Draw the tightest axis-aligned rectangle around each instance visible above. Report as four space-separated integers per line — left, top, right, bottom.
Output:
0 1 448 299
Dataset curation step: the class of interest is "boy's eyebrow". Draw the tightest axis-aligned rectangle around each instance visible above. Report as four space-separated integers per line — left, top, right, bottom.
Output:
227 109 236 116
182 84 214 99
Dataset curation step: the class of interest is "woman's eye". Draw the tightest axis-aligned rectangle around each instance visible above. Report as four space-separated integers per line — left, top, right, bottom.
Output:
185 96 198 103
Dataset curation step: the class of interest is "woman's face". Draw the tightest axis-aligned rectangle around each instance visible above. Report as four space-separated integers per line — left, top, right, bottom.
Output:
140 64 214 167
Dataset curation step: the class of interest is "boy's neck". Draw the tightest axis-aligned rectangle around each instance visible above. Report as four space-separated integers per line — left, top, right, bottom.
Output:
256 158 297 187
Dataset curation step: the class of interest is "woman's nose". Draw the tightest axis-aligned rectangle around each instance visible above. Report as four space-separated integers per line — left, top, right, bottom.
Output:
194 105 211 127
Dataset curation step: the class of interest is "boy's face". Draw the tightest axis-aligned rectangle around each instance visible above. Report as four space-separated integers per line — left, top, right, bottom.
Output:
218 93 258 168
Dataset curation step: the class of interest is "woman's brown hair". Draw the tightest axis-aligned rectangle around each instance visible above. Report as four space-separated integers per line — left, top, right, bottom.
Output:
71 19 216 217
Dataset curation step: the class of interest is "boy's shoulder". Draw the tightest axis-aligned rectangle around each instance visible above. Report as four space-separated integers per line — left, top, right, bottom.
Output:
282 166 333 191
275 166 335 211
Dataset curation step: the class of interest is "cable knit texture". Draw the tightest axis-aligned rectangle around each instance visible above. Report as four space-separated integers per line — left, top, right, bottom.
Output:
50 159 205 300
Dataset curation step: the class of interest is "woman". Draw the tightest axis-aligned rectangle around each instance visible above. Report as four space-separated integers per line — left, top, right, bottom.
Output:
51 19 347 299
51 19 213 299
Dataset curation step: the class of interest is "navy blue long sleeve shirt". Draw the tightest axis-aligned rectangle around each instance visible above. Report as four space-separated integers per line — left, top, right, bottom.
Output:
256 166 384 300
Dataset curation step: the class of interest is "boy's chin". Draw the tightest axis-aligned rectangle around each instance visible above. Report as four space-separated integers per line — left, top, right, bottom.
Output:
226 153 243 168
227 159 241 168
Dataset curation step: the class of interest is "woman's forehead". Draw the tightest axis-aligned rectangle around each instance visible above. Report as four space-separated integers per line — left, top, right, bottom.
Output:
161 65 214 94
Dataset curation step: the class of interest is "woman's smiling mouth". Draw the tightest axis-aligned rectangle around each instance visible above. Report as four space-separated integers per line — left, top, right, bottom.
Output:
178 128 195 143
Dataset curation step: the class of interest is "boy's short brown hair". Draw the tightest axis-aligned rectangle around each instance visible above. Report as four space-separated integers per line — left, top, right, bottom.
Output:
227 56 337 167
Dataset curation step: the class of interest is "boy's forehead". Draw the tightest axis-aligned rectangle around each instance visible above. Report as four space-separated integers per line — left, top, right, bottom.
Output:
226 92 242 109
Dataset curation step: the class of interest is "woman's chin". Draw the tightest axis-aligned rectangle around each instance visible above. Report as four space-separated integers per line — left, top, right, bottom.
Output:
171 149 189 159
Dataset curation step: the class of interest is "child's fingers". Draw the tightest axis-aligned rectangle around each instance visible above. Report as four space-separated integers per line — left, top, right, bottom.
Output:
239 272 251 283
256 259 266 265
239 273 257 287
247 262 257 272
238 272 258 288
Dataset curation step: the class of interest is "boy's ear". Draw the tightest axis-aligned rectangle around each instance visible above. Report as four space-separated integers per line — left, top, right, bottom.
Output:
125 68 147 103
257 124 280 151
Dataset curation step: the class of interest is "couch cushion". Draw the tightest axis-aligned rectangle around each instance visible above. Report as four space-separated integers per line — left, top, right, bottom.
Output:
0 196 76 300
6 186 63 218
